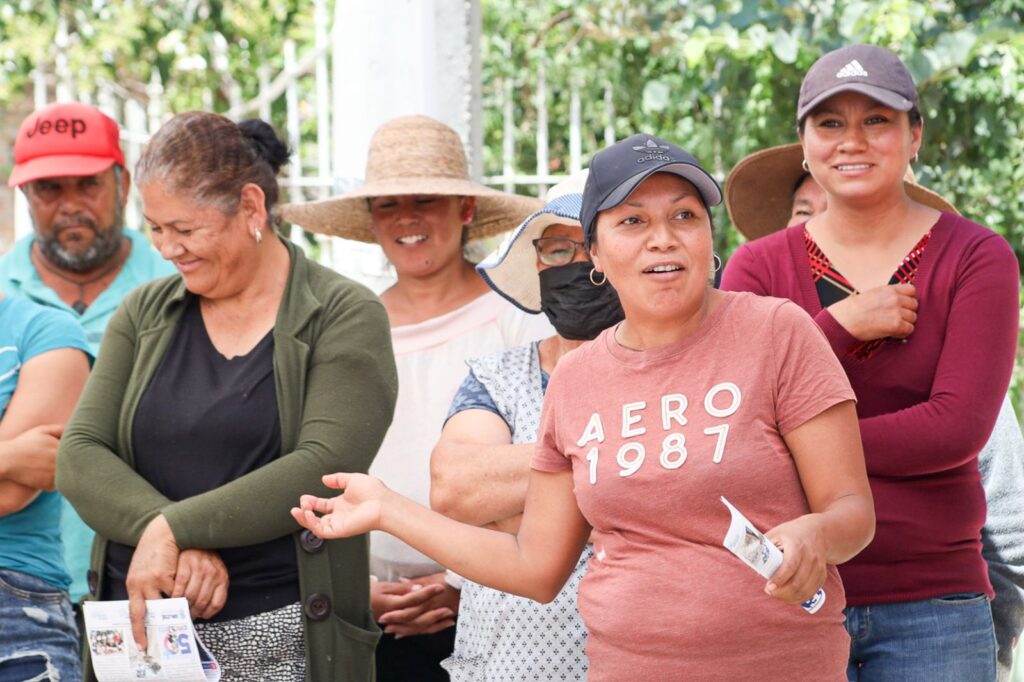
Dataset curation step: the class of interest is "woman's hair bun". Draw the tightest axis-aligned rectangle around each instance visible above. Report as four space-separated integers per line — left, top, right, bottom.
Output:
238 119 291 174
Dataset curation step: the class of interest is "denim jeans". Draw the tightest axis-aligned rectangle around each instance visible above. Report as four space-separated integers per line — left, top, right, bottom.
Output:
846 593 997 682
0 569 82 682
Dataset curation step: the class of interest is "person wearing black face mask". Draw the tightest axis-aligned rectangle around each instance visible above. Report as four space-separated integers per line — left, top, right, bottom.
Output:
427 171 612 681
536 251 624 341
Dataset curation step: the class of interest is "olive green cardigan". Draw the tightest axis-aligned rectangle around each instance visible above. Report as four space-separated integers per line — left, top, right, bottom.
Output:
57 240 397 681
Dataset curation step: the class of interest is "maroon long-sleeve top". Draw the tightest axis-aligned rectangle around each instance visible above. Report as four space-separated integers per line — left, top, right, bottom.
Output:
721 213 1020 605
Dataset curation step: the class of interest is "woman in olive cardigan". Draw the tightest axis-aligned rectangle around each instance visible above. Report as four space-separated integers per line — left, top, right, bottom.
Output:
56 113 397 682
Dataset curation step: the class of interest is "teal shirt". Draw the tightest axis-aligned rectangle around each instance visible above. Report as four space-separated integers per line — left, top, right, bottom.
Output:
0 296 91 590
0 229 175 600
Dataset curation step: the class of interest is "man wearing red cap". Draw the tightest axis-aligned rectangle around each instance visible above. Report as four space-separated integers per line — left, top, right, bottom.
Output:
0 102 174 610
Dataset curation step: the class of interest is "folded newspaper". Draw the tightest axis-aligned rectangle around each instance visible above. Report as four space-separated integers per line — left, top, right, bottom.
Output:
83 598 221 681
720 496 826 614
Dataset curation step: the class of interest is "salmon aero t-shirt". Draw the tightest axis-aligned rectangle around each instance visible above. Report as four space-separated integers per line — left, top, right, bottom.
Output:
532 291 856 681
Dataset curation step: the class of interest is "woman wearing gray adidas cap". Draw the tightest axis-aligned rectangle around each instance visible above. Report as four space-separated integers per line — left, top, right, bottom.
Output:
723 44 1019 680
294 135 875 680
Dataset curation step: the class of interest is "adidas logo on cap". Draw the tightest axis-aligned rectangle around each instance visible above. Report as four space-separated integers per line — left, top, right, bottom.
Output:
836 60 869 78
631 137 673 164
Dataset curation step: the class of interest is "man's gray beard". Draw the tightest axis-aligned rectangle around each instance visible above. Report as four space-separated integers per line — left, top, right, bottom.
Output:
35 205 126 274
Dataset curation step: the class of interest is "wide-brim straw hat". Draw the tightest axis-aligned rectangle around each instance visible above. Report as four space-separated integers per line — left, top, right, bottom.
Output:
477 170 589 313
725 143 959 241
279 115 542 243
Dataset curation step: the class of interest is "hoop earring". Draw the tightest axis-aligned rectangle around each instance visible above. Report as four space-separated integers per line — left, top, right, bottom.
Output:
712 253 722 273
589 267 607 286
255 228 263 244
801 159 810 172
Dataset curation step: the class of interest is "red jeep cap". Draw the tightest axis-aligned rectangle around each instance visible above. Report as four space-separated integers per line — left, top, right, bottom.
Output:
8 102 125 187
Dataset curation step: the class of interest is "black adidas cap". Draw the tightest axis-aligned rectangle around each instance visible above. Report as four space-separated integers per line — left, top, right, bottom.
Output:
580 134 722 247
797 44 918 124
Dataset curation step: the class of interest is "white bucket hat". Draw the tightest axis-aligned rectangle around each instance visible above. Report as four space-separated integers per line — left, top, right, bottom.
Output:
477 170 589 313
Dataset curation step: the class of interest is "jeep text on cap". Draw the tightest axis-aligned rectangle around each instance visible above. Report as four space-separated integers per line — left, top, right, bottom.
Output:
24 116 89 140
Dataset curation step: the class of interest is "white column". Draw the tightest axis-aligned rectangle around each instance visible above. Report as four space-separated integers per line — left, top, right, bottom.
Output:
314 0 331 200
54 14 73 101
332 0 481 180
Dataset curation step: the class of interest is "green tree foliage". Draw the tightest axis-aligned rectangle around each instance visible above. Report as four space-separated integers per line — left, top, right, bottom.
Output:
480 0 1024 264
0 0 321 117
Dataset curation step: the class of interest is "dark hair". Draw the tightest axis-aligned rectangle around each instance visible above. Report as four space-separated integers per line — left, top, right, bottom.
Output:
793 172 812 194
136 112 290 223
797 104 923 134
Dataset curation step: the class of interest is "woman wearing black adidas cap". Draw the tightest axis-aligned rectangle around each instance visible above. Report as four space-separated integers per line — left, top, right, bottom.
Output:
723 44 1019 681
293 135 875 680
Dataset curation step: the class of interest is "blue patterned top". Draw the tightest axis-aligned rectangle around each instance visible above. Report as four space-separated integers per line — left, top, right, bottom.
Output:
441 341 590 681
447 351 549 422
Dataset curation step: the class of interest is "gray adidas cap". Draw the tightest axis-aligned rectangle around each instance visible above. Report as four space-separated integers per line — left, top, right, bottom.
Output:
797 44 918 123
580 134 721 248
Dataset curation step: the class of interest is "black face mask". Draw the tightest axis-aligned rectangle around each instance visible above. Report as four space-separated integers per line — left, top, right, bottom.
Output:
538 261 625 341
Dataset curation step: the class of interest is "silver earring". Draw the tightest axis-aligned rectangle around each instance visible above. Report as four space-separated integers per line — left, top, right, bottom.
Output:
712 253 722 273
255 228 263 244
913 152 919 164
801 159 810 172
589 267 607 286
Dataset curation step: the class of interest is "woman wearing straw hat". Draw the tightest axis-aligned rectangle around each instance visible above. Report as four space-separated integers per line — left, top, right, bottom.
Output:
281 115 551 680
430 171 623 680
723 141 1024 679
721 44 1020 680
292 134 876 681
722 142 958 242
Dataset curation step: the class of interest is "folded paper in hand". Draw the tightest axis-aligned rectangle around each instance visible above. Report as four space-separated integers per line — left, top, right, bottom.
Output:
720 496 826 614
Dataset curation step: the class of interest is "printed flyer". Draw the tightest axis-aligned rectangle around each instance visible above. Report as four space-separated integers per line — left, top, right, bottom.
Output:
83 598 221 681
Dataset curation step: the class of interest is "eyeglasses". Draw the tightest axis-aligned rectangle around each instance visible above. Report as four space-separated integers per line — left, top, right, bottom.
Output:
532 237 587 266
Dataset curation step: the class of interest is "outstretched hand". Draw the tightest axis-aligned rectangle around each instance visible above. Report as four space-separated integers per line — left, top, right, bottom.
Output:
291 473 390 539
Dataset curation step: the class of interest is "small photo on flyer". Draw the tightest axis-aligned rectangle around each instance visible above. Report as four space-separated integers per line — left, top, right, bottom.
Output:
89 629 126 656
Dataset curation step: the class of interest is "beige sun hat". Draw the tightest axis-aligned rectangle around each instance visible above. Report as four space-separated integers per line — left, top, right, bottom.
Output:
725 142 959 241
279 115 542 243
